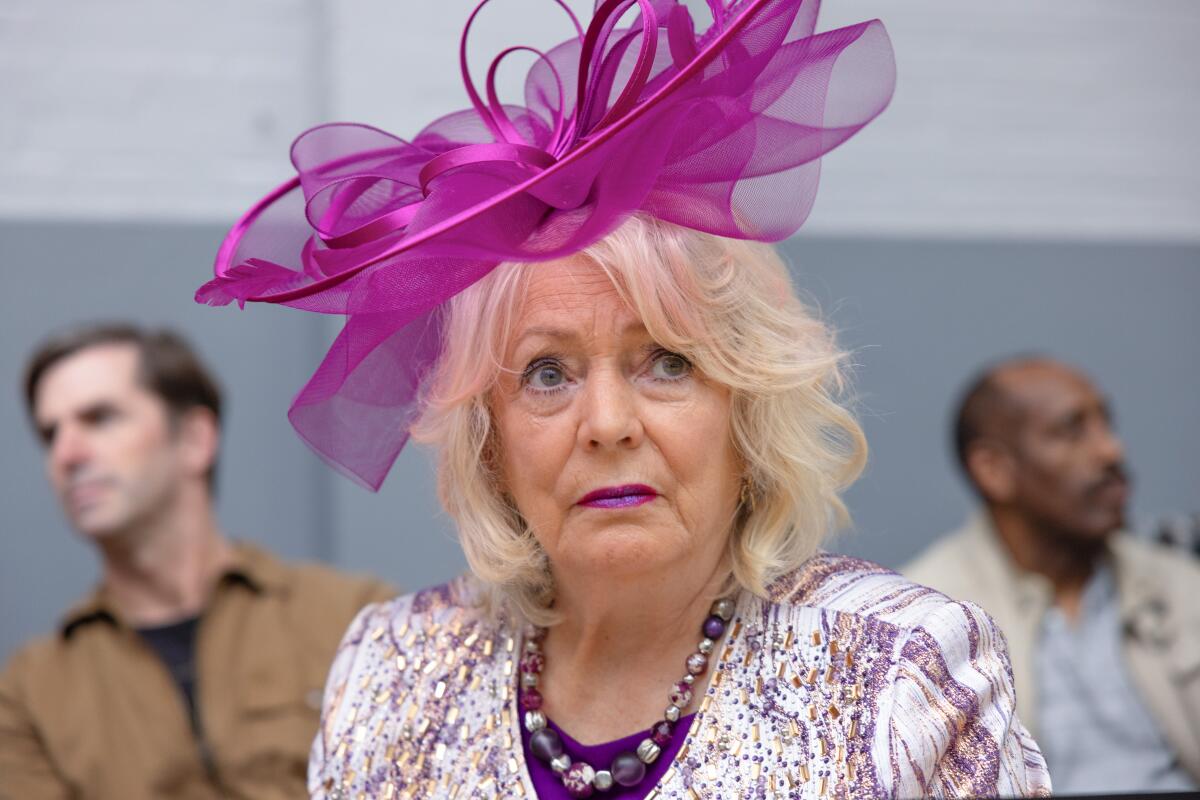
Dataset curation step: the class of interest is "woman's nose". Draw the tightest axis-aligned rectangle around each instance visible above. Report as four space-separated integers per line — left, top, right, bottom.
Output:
577 368 644 451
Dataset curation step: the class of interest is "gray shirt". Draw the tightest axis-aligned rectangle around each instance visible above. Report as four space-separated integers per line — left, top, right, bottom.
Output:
1036 561 1197 794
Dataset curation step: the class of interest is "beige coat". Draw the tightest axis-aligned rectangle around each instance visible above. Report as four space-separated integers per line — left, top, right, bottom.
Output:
0 542 395 800
903 514 1200 783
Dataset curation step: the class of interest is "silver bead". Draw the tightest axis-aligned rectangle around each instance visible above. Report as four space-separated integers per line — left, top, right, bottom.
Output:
698 638 714 654
524 640 541 654
636 738 662 764
712 598 735 621
594 770 614 791
521 672 539 688
664 704 681 723
550 753 572 773
524 710 547 731
682 674 695 685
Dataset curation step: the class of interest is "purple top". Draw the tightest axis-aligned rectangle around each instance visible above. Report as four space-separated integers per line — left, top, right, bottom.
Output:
523 714 697 800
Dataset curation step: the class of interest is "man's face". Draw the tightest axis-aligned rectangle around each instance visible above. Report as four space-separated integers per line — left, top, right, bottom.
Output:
33 344 186 540
997 362 1130 542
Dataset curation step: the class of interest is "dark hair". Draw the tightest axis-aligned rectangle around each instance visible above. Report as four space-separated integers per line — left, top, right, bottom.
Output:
24 323 223 490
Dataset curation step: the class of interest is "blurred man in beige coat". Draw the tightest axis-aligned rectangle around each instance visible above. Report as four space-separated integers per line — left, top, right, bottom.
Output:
904 356 1199 794
0 324 395 800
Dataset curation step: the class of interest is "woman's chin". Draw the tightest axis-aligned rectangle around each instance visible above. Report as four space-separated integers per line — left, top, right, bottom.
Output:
552 522 690 578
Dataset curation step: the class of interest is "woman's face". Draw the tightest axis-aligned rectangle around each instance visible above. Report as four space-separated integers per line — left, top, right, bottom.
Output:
492 257 743 583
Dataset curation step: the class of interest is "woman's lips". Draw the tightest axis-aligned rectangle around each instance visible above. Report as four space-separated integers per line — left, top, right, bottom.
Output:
577 484 658 509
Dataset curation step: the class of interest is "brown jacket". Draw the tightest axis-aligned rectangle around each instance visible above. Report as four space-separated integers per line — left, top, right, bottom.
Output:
903 514 1200 783
0 542 395 800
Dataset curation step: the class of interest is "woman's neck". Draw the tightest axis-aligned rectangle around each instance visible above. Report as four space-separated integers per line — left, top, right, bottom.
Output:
535 556 732 744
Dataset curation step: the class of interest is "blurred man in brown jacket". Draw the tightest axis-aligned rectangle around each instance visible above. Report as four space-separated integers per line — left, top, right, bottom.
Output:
904 356 1199 794
0 324 395 800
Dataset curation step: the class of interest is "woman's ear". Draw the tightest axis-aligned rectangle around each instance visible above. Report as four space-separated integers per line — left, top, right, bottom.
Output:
480 399 506 488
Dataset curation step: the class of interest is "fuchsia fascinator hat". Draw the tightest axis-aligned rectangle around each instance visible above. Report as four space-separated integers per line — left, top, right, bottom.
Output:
198 0 895 490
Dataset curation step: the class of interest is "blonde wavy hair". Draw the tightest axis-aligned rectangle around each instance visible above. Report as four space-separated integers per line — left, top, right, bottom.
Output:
411 214 866 624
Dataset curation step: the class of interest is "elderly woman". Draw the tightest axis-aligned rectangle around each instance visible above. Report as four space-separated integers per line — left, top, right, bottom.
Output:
199 0 1050 797
308 216 1050 799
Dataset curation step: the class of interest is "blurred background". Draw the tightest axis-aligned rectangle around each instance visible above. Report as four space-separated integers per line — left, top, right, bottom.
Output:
2 0 1198 663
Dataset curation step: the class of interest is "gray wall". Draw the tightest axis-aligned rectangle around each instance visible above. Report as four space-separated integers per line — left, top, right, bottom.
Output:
3 220 1198 663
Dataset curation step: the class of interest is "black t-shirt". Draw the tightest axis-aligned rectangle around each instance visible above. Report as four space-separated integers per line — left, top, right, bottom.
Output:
137 616 201 735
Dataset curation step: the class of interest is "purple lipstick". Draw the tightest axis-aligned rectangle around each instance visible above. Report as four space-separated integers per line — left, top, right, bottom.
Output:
577 484 658 509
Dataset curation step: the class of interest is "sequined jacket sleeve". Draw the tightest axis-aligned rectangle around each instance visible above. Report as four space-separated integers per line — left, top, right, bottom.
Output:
309 597 402 798
880 598 1050 798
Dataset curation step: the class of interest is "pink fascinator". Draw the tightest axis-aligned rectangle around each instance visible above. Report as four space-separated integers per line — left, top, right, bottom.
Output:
198 0 895 490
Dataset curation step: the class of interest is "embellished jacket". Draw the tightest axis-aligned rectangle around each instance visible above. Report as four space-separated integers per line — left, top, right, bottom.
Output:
310 554 1051 799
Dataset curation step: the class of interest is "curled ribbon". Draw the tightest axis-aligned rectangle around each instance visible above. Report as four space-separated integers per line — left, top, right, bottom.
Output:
211 0 768 296
306 0 666 253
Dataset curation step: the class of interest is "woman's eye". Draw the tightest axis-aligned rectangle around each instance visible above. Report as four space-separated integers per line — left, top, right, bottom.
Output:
650 351 691 380
527 362 566 390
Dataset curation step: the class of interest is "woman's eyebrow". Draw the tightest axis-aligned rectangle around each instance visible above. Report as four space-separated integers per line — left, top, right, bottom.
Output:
512 326 577 346
509 320 657 365
514 319 650 343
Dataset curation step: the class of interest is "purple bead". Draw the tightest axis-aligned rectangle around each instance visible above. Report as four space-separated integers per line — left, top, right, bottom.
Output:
521 688 543 710
530 727 564 761
703 615 726 639
562 763 596 798
651 719 674 746
686 651 708 675
611 751 646 787
521 652 546 674
668 681 693 708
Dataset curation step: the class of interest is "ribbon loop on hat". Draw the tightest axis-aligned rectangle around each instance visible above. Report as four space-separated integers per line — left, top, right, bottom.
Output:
419 142 558 195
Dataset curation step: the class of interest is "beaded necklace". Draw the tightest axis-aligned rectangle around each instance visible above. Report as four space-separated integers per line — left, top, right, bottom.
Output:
518 598 735 797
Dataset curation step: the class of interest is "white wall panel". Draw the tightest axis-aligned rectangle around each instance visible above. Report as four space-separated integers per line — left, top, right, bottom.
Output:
813 1 1200 240
0 0 320 220
332 0 1200 242
2 0 1197 239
